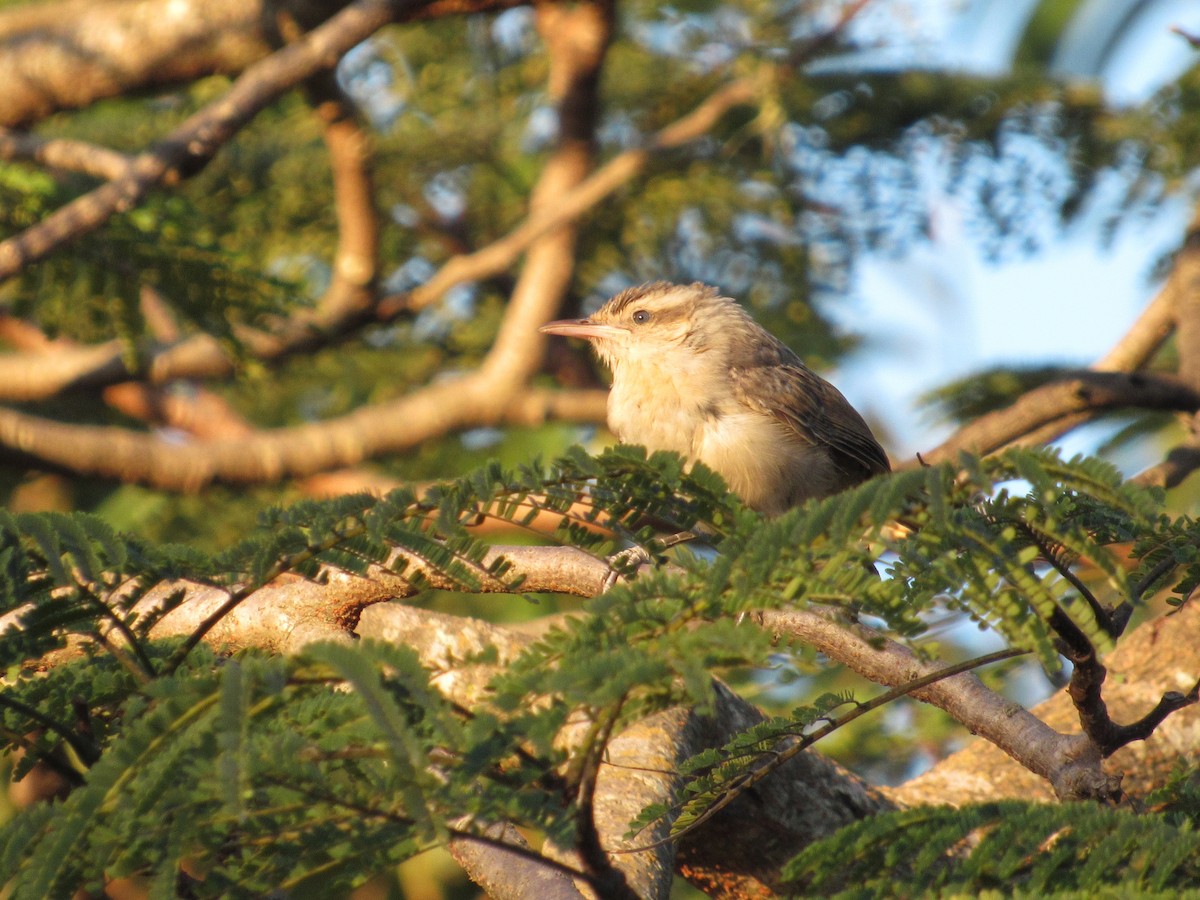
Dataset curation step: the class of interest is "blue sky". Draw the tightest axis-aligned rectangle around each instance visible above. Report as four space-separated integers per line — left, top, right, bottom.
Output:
823 0 1200 461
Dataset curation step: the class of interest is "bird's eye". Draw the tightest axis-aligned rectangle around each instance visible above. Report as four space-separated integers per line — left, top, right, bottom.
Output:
631 309 652 325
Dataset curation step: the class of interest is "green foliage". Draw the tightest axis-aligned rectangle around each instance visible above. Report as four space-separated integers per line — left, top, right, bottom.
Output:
780 800 1200 897
0 444 1190 894
0 164 293 354
1128 513 1200 611
627 690 856 843
1145 762 1200 828
0 647 456 897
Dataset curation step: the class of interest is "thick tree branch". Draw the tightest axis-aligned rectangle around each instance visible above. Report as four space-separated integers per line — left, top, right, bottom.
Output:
0 0 527 128
893 598 1200 806
0 0 267 127
475 0 612 399
1171 206 1200 390
447 821 589 900
125 538 886 900
756 607 1116 802
920 370 1200 465
0 378 609 489
0 0 417 283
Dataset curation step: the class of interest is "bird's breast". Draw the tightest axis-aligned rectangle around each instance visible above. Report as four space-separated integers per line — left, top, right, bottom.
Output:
606 349 723 448
606 365 709 459
606 358 837 515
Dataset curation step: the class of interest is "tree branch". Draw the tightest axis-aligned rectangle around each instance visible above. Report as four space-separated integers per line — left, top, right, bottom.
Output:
0 377 609 490
305 71 381 322
0 128 133 180
755 607 1116 802
1066 647 1200 758
1134 206 1200 488
0 0 267 127
894 597 1200 806
0 0 529 128
0 0 416 283
920 371 1200 465
446 821 590 900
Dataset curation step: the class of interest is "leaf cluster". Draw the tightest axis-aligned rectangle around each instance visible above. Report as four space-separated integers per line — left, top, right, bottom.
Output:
781 798 1200 897
0 164 293 353
0 445 1191 895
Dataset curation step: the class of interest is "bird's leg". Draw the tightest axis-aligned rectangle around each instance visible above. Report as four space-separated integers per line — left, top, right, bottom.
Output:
601 530 697 592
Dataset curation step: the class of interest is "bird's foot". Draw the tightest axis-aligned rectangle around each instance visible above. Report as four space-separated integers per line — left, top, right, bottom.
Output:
600 531 698 592
601 544 654 592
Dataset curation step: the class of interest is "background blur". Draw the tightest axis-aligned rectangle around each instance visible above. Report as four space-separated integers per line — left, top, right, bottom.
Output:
3 1 1199 894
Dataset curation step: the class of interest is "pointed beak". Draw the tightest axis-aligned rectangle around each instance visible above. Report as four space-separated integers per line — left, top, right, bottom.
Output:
539 318 626 340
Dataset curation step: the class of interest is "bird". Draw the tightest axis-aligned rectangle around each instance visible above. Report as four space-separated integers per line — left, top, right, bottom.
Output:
540 281 890 515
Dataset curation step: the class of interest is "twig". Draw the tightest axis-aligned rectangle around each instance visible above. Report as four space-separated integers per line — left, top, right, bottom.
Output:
0 693 97 771
0 0 413 282
1067 649 1199 758
0 129 132 180
573 702 637 898
1012 520 1127 641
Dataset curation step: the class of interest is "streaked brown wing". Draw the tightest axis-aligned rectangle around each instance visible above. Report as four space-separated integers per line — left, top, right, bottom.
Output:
730 359 890 482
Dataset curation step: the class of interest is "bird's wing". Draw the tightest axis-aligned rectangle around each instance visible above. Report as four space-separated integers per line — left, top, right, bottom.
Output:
730 360 891 480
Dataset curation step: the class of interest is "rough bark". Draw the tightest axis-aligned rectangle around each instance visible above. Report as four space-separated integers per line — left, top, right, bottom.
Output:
0 0 271 127
891 599 1200 807
115 544 1200 897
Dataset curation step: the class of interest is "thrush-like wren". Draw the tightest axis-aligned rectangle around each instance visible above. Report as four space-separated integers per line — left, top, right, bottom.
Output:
540 281 889 513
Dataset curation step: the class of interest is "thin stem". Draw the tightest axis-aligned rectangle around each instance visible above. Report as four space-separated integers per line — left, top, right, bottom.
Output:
0 692 99 768
1015 522 1122 640
0 723 86 787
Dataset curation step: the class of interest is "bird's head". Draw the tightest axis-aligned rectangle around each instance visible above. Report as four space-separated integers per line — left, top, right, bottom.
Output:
539 282 747 372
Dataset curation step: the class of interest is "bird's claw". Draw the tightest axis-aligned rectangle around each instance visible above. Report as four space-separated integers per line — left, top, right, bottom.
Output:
601 545 654 592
